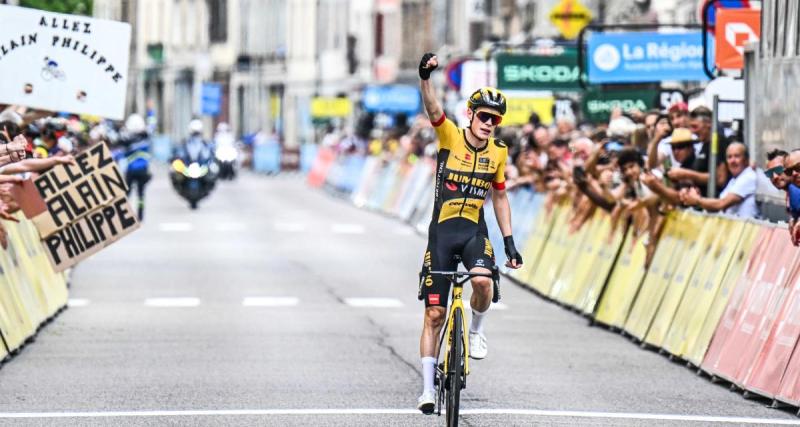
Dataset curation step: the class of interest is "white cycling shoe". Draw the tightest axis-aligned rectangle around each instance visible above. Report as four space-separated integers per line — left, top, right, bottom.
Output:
417 390 436 414
469 331 488 360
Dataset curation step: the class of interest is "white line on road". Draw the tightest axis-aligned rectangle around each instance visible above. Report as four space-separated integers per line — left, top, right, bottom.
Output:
158 222 194 232
242 297 299 307
392 227 415 236
0 408 797 424
274 222 306 232
331 224 365 234
67 298 90 307
216 222 247 232
144 298 201 308
344 298 404 308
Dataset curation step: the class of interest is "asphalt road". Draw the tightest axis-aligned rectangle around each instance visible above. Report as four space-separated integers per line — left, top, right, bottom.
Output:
0 168 797 426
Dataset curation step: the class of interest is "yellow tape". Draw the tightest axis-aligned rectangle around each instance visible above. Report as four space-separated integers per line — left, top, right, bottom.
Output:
594 224 648 328
644 214 717 348
685 222 760 366
662 218 745 357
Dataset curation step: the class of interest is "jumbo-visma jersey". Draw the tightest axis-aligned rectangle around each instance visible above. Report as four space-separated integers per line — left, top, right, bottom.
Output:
430 114 507 225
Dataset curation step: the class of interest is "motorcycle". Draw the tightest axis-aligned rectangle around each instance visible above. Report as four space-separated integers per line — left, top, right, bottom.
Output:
170 158 218 209
214 144 238 180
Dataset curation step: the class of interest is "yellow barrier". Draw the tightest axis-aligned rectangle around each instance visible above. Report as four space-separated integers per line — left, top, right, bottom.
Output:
685 222 761 366
530 205 571 295
594 225 648 328
661 218 747 358
511 206 553 286
559 214 602 308
623 212 687 340
549 215 597 303
644 215 716 348
579 214 625 314
0 214 68 358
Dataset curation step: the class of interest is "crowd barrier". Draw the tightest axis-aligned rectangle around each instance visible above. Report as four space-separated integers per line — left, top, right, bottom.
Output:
0 213 69 365
309 149 800 412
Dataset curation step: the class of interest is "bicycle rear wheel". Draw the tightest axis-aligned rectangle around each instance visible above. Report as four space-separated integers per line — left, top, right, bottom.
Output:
446 307 463 427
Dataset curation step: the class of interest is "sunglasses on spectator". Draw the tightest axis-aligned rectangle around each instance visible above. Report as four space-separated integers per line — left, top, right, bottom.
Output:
672 142 694 150
765 165 785 179
476 111 502 126
783 164 800 176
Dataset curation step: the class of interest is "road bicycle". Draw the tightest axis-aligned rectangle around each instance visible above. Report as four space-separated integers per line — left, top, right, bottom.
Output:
428 266 499 427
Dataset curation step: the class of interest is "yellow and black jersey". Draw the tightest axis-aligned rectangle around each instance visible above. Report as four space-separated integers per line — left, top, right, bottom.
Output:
430 113 507 226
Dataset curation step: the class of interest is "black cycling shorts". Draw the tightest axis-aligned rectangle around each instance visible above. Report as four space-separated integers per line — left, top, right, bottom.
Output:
419 219 496 308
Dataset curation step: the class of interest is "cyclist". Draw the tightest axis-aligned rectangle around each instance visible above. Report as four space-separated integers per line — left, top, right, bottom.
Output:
416 52 523 414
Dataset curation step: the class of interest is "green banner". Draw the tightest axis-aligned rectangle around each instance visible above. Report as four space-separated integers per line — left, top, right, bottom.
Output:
581 88 659 123
496 49 581 91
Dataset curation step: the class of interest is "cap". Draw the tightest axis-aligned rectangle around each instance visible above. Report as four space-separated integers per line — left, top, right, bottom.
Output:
668 102 689 114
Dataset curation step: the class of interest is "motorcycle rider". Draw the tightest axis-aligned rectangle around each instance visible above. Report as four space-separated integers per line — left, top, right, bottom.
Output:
121 114 152 220
174 119 213 165
213 122 238 179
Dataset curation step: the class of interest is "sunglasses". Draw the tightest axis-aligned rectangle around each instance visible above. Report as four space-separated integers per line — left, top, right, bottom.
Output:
783 164 800 176
765 165 784 179
476 111 502 126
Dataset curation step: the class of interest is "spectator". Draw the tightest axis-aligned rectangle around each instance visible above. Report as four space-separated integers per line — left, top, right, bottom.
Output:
765 149 789 191
783 150 800 245
680 142 758 218
663 107 728 195
668 102 689 128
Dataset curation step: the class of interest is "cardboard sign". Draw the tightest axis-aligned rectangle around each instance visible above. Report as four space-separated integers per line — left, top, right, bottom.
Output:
19 142 139 271
0 5 131 119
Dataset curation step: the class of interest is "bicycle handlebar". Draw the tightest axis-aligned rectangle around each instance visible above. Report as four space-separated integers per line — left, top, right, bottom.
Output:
427 270 494 278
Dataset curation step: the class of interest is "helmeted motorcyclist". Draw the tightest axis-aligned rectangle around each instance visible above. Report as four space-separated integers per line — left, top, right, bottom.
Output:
174 119 213 164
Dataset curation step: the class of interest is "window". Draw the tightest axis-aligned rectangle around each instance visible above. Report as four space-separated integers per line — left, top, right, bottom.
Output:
208 0 227 43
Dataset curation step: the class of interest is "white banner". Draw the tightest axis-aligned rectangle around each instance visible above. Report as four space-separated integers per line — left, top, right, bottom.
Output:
0 5 131 119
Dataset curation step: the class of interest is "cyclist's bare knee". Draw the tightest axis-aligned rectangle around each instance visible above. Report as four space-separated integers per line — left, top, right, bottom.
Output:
424 306 446 329
469 269 492 296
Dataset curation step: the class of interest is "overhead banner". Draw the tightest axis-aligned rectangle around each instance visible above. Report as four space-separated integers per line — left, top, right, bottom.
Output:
581 88 658 123
0 5 132 119
715 8 760 70
496 48 581 91
18 142 140 271
504 97 555 126
363 85 420 115
311 97 352 118
587 31 708 84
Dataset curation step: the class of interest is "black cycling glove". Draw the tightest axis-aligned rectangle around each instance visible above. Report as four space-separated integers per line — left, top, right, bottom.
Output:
419 52 437 80
504 236 523 267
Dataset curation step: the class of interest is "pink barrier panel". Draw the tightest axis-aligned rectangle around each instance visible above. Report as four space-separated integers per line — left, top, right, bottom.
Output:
703 227 798 384
745 260 800 398
702 227 774 378
306 148 336 188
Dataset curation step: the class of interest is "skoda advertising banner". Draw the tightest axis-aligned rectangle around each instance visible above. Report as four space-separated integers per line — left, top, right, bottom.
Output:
587 31 709 84
362 85 421 116
581 88 658 123
496 48 581 91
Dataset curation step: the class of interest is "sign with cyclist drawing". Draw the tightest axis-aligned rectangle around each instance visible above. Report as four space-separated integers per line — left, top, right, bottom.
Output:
16 141 140 272
0 5 131 119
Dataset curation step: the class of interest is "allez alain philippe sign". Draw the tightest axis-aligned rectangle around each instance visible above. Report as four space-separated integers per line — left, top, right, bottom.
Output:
18 142 140 272
0 5 131 119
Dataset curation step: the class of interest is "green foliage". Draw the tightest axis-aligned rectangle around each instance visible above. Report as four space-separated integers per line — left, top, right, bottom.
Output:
19 0 93 16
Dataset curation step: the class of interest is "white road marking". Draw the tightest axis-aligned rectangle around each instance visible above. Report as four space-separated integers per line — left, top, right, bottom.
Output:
0 408 797 424
393 227 414 236
331 224 365 234
216 222 247 232
242 297 299 307
344 298 403 308
274 222 306 232
67 298 90 307
159 222 193 232
144 298 200 308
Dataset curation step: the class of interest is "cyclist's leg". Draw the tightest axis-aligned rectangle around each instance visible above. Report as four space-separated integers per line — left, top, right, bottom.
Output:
461 234 495 359
461 234 495 313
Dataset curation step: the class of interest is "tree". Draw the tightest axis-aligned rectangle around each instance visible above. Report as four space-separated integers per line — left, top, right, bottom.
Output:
19 0 93 16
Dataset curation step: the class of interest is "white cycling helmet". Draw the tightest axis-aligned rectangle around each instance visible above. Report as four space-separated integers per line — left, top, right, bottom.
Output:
125 114 146 134
188 119 204 134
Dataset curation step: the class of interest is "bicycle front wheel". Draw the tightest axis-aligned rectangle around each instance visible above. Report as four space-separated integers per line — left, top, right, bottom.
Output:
446 306 463 427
